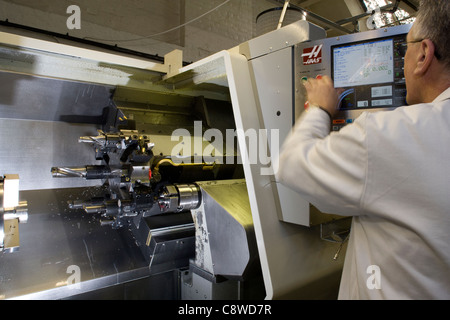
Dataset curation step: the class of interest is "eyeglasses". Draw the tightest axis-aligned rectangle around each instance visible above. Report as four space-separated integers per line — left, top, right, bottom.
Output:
397 39 424 57
397 39 441 60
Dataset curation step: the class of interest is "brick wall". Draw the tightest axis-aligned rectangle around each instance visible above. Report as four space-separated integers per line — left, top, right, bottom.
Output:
0 0 276 62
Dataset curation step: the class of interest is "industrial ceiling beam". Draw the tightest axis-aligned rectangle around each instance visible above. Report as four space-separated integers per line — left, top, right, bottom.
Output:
269 0 418 34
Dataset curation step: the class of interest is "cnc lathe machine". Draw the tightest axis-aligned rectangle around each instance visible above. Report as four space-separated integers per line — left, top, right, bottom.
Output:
0 20 410 299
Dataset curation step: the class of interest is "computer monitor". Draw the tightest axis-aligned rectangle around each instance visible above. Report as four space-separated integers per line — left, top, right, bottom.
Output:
332 34 407 110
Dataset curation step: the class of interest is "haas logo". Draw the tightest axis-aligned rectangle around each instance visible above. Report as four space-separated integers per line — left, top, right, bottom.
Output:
302 45 323 65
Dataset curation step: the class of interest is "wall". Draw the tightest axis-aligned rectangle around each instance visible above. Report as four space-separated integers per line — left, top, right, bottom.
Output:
0 0 277 63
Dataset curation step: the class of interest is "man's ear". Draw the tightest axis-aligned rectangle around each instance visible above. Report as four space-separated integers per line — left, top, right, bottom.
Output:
413 39 436 76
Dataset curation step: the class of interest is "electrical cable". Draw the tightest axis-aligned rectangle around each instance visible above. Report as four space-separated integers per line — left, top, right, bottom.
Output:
84 0 232 43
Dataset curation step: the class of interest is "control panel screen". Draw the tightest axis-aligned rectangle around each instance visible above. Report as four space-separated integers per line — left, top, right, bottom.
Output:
332 35 407 110
334 39 393 87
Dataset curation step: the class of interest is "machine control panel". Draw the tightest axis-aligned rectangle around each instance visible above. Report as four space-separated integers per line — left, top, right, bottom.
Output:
294 24 412 131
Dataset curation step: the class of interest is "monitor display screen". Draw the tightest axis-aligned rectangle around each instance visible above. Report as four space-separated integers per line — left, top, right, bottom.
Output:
331 35 406 110
333 38 394 88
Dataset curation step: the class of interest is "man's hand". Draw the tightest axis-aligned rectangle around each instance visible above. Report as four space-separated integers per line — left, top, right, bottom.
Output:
303 76 343 117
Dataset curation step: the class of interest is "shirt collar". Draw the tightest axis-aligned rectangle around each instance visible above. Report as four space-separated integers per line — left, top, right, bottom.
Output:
433 87 450 103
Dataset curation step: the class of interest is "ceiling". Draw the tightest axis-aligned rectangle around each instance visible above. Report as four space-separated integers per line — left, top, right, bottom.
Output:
268 0 420 36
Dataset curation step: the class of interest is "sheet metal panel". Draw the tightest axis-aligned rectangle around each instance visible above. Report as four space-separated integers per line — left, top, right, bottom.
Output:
0 188 151 299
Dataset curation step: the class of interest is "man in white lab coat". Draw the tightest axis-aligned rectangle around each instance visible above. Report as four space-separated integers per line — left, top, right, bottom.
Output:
277 0 450 299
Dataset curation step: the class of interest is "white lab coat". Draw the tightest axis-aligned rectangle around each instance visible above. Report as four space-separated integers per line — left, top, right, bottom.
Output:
276 87 450 299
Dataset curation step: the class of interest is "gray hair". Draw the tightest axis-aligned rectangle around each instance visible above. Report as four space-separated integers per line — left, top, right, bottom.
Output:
415 0 450 69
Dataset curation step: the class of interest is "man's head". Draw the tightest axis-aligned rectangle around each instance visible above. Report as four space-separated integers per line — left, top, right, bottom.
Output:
404 0 450 105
